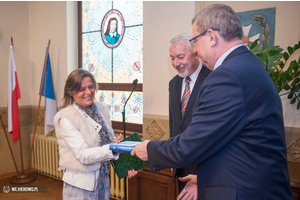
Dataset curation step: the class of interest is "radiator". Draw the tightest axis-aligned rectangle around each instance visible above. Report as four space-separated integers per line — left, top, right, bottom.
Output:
110 166 125 200
31 134 63 180
31 134 125 199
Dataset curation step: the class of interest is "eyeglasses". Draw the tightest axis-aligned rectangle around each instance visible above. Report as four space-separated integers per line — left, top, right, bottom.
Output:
189 28 220 46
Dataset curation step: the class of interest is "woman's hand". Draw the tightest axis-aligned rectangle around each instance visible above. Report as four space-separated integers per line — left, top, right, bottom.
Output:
112 133 124 154
127 169 142 179
112 133 122 144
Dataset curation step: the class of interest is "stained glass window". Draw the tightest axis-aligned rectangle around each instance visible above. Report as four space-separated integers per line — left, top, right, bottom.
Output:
95 90 143 124
79 1 143 132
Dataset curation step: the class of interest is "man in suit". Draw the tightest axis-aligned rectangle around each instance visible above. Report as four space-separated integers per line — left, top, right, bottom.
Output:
132 4 292 200
168 32 210 198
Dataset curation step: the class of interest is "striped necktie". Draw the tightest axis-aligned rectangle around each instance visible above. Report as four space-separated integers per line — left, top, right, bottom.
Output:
181 76 191 118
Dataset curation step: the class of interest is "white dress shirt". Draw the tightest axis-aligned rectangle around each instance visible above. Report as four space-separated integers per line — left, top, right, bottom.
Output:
181 62 203 100
214 44 245 70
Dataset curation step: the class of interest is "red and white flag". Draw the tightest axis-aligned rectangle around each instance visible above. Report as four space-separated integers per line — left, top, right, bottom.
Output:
8 45 21 143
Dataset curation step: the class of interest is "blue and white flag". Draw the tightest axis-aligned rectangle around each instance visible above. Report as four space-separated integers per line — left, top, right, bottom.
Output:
40 52 57 135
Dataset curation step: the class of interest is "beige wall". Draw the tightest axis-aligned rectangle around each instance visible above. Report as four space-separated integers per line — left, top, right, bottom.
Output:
0 1 31 106
143 1 195 141
28 1 76 107
0 1 76 174
196 1 300 51
143 1 195 116
0 1 76 108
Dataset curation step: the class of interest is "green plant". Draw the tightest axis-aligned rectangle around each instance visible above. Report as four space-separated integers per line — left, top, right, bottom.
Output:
250 40 300 109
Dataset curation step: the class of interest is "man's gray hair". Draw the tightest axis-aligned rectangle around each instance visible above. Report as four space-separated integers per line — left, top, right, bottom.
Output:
192 4 243 41
168 32 194 51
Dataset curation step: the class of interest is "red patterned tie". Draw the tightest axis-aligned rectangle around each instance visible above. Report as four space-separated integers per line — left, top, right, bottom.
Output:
181 76 191 118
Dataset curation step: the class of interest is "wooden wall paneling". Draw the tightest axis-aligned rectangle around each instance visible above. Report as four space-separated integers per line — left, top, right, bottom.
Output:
128 167 176 200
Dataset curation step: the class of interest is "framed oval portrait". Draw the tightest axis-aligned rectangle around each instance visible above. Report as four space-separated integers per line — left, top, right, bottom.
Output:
101 9 125 48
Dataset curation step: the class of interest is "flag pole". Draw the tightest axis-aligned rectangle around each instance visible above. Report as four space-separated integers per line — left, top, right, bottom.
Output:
0 112 19 174
27 39 51 175
11 37 25 174
9 37 36 184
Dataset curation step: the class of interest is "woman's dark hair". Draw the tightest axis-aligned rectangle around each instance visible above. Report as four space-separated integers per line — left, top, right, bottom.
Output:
105 17 118 35
61 69 98 109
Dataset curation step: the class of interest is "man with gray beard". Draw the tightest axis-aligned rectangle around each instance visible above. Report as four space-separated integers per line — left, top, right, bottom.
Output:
168 33 210 199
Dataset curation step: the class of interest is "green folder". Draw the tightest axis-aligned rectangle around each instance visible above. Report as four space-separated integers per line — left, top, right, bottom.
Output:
110 132 149 179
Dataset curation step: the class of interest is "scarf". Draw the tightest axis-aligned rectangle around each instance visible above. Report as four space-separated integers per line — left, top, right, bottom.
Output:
75 102 114 175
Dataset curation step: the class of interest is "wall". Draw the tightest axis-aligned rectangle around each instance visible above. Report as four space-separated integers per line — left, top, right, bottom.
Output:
0 1 77 174
29 1 72 107
0 1 32 175
0 2 31 106
143 1 195 141
143 1 195 116
0 1 77 107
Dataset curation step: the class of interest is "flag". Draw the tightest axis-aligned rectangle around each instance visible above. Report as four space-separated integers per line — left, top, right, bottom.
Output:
8 45 21 143
40 52 57 135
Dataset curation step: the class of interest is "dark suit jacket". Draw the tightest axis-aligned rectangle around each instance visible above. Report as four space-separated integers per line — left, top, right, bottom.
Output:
148 46 292 200
169 65 211 181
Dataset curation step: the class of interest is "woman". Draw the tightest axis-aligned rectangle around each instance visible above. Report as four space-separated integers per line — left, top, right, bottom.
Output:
104 17 120 45
54 69 137 199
